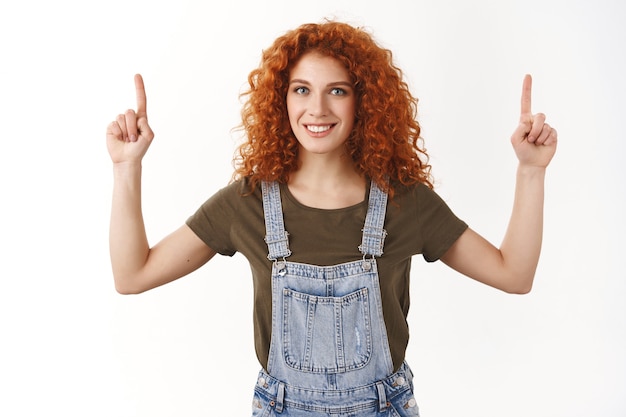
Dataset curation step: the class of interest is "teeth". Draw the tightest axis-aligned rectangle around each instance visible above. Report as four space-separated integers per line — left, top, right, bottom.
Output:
307 125 331 133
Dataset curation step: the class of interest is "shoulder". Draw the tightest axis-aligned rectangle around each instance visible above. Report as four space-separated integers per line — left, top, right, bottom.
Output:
387 180 465 230
188 178 262 225
390 180 441 206
208 177 262 205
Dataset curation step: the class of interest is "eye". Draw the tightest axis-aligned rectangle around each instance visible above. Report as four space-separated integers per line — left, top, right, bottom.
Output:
330 87 346 96
293 86 309 95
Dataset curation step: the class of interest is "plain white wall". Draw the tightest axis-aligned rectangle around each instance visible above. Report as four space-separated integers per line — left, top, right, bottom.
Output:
1 0 624 416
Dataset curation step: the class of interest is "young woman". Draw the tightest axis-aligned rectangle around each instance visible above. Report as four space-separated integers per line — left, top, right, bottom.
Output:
107 21 557 416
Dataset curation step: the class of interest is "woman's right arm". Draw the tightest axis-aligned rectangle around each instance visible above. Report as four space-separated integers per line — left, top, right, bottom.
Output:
107 74 216 294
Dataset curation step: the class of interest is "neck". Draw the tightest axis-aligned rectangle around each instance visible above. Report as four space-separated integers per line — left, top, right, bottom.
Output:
292 150 361 184
288 152 366 209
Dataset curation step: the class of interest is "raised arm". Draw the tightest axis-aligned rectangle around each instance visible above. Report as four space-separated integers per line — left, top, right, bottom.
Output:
107 74 215 294
441 75 558 294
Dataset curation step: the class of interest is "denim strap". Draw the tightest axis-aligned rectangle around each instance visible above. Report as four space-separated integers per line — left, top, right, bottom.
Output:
261 181 292 261
359 179 389 257
262 179 388 260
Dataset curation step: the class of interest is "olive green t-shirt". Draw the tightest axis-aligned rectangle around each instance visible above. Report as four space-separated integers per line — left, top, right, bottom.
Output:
186 178 468 371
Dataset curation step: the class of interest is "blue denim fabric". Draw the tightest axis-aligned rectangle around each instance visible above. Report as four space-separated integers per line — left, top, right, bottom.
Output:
252 362 419 416
254 181 420 416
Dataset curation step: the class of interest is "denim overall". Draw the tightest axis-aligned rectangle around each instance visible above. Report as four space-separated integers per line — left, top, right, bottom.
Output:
252 181 419 417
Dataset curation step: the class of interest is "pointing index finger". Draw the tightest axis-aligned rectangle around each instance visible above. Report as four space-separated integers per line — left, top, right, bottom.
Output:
134 73 148 117
520 74 532 116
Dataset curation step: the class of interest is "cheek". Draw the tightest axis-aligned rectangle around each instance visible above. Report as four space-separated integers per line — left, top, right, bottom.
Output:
344 98 356 117
286 98 300 125
344 102 356 127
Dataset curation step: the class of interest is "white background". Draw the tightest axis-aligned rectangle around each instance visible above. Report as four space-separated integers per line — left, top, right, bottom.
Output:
1 0 624 416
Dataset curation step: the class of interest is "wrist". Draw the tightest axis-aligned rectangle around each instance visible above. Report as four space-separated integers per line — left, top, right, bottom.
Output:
112 160 143 180
516 164 546 179
113 160 142 171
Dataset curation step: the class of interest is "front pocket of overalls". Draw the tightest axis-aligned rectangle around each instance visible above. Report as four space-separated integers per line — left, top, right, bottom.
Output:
282 287 372 373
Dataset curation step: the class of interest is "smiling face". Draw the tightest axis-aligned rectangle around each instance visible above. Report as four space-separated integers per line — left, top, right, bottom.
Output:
286 52 356 160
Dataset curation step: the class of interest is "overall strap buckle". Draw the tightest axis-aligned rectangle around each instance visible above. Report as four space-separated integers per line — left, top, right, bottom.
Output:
261 181 292 261
359 179 389 258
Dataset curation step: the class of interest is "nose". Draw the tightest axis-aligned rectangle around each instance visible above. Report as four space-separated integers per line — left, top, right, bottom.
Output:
308 93 328 117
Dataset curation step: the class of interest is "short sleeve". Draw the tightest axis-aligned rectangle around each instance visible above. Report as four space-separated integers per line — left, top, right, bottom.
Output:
186 182 240 257
416 186 468 262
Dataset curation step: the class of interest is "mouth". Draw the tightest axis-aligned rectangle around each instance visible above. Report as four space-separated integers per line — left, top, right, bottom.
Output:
305 124 335 134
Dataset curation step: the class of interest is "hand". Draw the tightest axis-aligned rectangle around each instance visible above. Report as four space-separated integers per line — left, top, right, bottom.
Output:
510 74 557 168
106 74 154 164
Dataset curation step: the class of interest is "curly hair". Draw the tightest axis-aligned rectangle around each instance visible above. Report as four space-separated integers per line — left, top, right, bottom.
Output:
234 20 433 196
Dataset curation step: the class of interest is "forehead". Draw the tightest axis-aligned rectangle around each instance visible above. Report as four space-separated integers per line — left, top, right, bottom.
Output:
289 52 351 81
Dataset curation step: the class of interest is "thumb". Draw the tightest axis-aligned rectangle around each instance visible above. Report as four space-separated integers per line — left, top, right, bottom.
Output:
136 116 154 141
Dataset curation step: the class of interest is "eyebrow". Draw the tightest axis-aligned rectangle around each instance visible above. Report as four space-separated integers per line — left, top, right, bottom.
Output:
289 79 353 88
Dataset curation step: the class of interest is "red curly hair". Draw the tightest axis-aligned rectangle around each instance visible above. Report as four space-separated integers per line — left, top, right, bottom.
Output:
234 20 433 196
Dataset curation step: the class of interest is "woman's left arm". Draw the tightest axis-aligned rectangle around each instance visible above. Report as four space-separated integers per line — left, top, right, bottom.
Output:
441 75 558 294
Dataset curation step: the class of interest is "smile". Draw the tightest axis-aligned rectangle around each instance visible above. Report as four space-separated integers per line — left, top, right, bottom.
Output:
306 124 335 133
